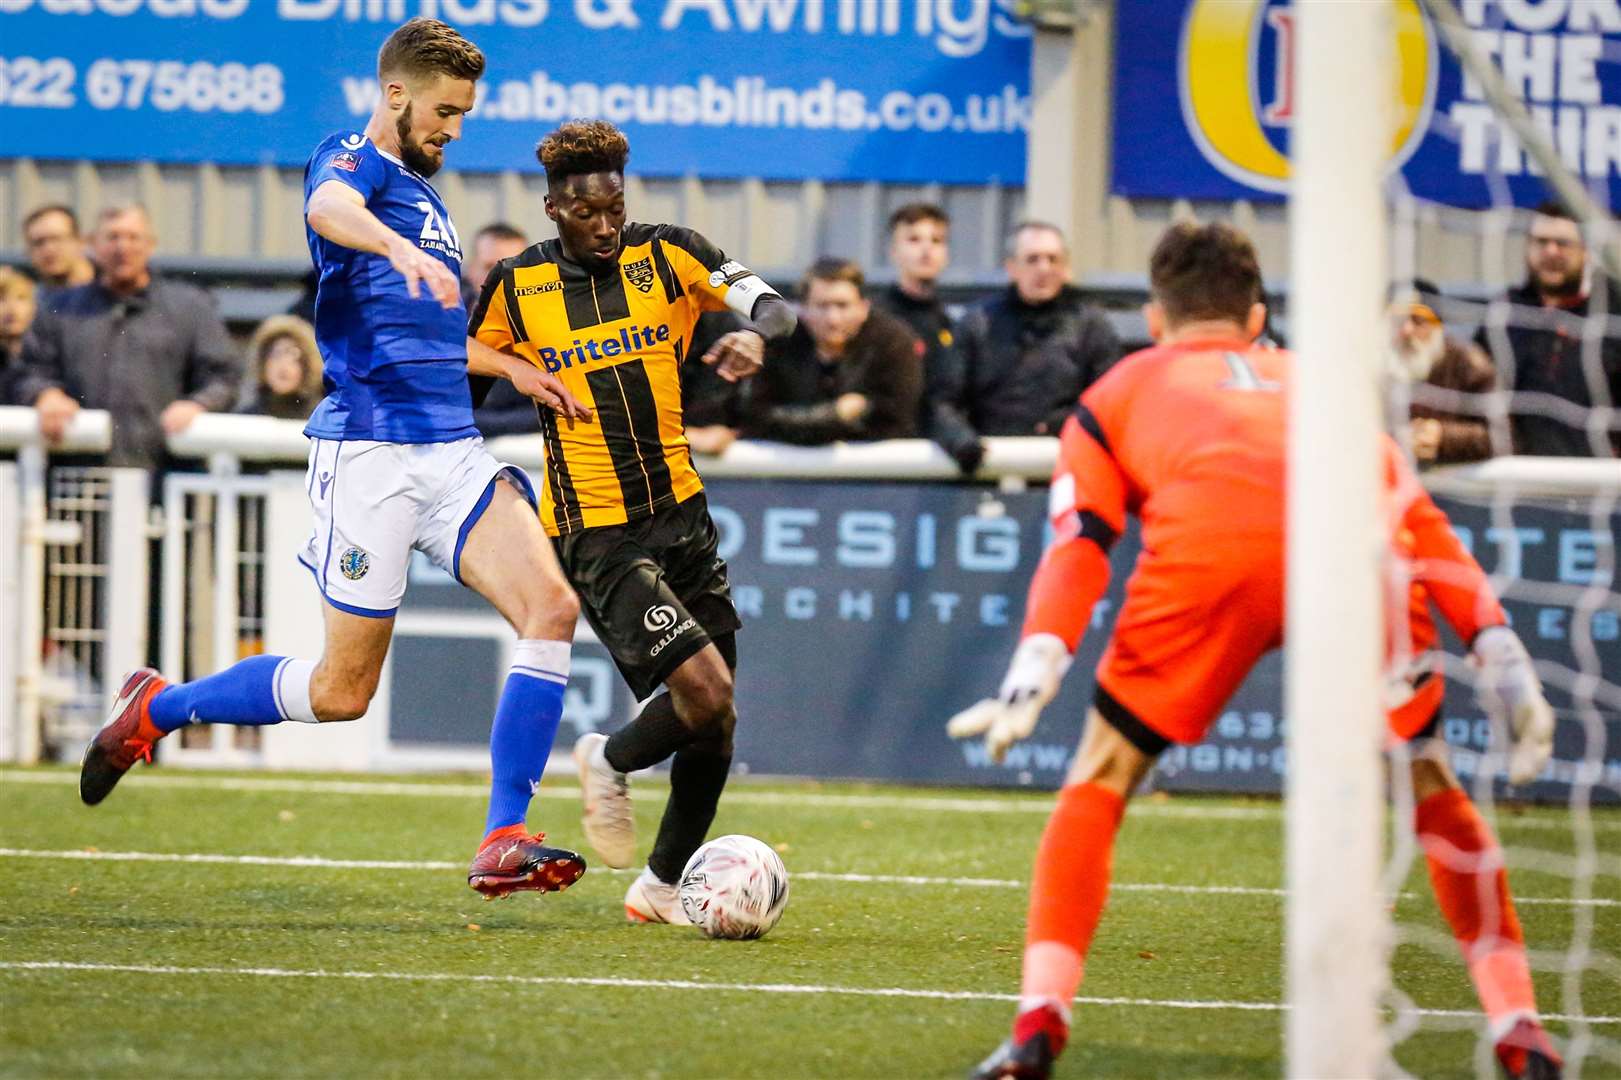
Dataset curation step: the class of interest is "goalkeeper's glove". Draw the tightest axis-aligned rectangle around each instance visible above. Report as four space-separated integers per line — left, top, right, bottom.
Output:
946 634 1071 763
1471 625 1555 786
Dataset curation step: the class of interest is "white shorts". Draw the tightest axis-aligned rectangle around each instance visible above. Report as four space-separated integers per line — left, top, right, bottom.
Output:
297 436 536 618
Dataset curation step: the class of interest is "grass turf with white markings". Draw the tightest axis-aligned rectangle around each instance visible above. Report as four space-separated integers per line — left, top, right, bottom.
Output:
0 767 1616 1078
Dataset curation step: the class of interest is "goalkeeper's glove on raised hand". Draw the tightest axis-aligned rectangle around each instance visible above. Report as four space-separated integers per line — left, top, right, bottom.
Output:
946 633 1072 763
1471 625 1555 786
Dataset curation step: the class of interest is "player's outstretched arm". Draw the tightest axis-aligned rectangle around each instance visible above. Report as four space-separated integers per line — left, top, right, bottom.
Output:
465 337 593 424
1471 626 1556 785
947 409 1128 761
305 180 459 309
1387 443 1553 784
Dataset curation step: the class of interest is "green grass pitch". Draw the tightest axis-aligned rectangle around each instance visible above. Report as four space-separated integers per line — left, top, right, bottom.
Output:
0 766 1615 1078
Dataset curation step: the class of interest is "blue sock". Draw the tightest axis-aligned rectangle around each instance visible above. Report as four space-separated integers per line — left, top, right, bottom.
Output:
148 655 317 733
485 640 571 835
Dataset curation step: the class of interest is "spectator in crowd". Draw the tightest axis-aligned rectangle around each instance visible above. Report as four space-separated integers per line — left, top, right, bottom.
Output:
0 267 38 405
463 223 539 437
871 203 967 458
742 257 922 445
461 221 529 308
1389 280 1497 466
16 204 241 469
681 310 749 456
22 205 95 295
1475 201 1621 457
935 222 1122 467
239 314 323 420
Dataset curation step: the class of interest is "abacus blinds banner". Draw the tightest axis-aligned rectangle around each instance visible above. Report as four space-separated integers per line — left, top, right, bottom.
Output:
1112 0 1621 207
0 0 1032 183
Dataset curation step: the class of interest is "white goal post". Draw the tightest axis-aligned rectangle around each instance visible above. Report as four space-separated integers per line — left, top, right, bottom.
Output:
1286 2 1392 1076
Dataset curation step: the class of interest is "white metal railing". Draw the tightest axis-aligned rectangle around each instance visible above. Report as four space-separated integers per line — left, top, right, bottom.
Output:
3 405 1619 766
10 406 1618 488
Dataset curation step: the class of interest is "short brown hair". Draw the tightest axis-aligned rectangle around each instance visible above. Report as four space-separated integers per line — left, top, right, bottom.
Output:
888 203 949 233
537 120 629 185
377 18 485 85
475 222 527 245
23 204 78 237
1148 222 1262 326
801 257 865 297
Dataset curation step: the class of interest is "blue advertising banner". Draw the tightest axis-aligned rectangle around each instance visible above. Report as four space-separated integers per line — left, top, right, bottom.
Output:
0 0 1031 183
393 477 1619 803
1112 0 1621 208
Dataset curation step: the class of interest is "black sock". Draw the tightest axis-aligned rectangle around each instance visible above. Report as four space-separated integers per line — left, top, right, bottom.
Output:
603 693 694 773
647 744 732 884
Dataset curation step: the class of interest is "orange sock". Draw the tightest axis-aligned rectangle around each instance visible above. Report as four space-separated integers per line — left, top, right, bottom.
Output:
1415 787 1537 1034
1018 782 1127 1031
480 822 528 849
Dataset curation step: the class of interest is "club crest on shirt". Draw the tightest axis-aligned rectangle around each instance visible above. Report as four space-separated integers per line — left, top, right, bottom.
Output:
623 257 655 294
332 151 360 173
339 547 371 580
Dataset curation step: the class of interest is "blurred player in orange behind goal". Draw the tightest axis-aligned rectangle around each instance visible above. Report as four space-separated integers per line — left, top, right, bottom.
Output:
949 222 1562 1080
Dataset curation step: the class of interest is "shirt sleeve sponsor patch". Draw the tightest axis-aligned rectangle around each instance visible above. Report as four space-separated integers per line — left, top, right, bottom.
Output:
708 260 753 288
332 151 360 172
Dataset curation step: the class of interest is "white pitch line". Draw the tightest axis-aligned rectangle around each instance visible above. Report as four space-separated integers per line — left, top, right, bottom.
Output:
0 961 1614 1026
1 848 1614 908
6 769 1616 831
0 770 1269 818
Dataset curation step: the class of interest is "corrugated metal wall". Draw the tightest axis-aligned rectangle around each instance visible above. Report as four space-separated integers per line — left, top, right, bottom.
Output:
0 157 1025 285
0 155 1531 293
0 5 1527 295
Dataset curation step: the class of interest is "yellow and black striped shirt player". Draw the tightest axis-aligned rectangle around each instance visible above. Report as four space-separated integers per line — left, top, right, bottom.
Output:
470 222 765 536
469 120 796 918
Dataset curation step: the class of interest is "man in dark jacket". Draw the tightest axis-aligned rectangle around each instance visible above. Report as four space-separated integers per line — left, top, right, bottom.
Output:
679 309 750 456
935 222 1121 466
1474 202 1621 457
870 203 966 461
1391 280 1498 465
743 257 923 445
17 205 241 470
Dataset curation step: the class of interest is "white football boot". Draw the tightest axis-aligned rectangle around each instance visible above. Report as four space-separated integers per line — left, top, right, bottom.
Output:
624 866 691 925
572 732 636 869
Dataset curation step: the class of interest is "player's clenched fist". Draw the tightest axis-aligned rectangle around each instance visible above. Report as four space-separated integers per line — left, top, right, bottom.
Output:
702 329 765 383
947 633 1072 762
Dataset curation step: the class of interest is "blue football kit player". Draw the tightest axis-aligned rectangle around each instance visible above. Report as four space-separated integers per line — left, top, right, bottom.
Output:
80 18 594 901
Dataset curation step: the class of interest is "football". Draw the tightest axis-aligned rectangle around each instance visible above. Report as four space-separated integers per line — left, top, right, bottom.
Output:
678 834 791 940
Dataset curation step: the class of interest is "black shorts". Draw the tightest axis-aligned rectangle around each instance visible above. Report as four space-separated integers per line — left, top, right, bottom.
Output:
552 492 741 700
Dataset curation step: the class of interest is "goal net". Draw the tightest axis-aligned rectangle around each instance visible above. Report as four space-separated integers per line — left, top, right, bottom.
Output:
1289 2 1619 1076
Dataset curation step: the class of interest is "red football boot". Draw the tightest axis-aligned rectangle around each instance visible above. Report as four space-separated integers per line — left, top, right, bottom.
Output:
80 669 169 806
1495 1017 1563 1080
468 826 587 900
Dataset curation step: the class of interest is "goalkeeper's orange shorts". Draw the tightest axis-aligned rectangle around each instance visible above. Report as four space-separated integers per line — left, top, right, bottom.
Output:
1095 547 1446 749
1093 544 1285 748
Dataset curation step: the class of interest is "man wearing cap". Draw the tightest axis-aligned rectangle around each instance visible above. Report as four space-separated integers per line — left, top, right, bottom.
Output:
1390 280 1497 465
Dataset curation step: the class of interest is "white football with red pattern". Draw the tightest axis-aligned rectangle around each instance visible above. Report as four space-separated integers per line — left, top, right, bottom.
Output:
678 834 790 940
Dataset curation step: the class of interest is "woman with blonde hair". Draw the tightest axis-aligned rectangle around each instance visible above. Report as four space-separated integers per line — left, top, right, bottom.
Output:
242 314 322 419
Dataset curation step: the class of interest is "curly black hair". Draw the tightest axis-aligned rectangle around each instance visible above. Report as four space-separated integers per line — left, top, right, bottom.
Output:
536 120 630 186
